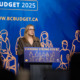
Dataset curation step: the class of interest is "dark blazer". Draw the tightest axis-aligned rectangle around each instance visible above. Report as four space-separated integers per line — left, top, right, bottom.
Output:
17 37 41 55
17 37 41 69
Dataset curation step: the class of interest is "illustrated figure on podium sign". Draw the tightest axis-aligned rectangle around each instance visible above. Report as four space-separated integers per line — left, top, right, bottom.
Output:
40 31 53 47
71 30 80 55
15 28 25 55
0 29 16 74
29 51 35 62
57 40 70 70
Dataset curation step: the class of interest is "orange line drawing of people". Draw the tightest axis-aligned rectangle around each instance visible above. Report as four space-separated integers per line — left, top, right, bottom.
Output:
15 28 25 55
40 31 53 47
57 40 70 70
0 32 2 52
71 30 80 56
0 29 16 74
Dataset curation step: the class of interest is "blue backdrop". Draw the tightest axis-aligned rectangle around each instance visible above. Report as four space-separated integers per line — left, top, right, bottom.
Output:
0 0 80 73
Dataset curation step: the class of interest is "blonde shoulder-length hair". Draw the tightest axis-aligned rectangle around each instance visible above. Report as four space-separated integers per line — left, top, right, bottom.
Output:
24 24 37 41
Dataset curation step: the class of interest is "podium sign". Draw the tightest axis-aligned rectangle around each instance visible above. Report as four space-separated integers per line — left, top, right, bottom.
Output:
24 47 60 63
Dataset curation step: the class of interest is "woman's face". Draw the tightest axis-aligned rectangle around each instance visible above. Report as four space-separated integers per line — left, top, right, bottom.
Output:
27 26 35 36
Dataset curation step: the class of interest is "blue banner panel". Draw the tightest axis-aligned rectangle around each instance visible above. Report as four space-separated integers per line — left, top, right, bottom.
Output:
24 47 60 63
0 1 38 11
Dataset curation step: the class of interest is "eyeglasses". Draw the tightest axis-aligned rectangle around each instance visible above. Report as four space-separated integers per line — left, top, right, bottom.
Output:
28 29 35 31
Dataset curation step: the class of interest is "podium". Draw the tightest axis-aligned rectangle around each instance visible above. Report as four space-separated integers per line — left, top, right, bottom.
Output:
23 47 60 80
24 47 60 63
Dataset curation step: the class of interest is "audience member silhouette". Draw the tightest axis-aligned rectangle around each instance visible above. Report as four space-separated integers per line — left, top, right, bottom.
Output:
0 58 16 80
70 53 80 80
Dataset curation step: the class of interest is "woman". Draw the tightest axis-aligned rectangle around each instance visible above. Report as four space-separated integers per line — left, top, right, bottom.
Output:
17 24 42 80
